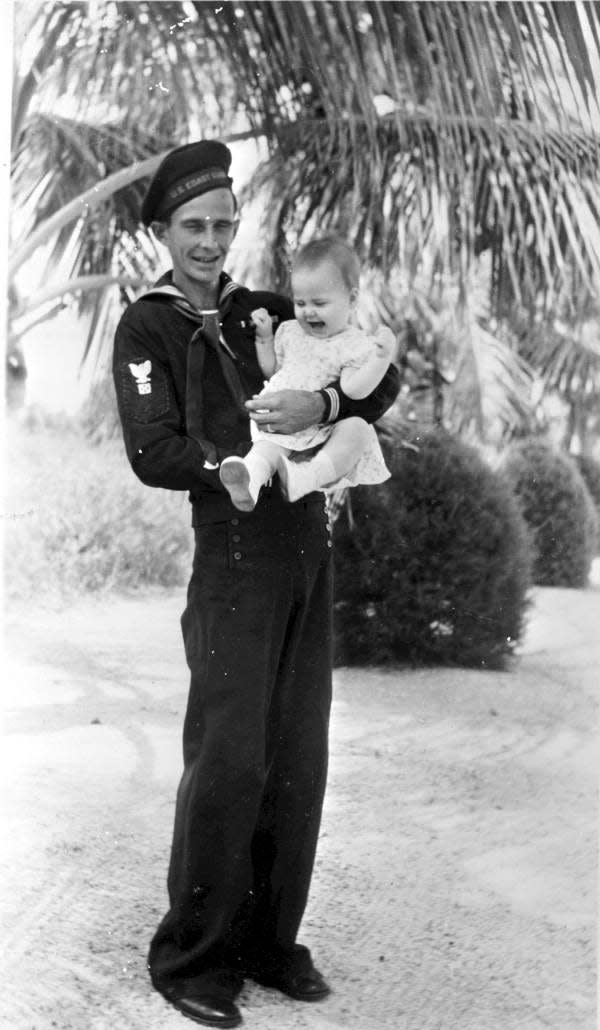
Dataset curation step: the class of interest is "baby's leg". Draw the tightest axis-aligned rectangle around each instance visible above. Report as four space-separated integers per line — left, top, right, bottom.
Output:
220 440 285 511
316 417 372 482
277 418 371 502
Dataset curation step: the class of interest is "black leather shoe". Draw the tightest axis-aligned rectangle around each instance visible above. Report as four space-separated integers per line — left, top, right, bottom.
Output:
253 966 331 1002
170 993 243 1027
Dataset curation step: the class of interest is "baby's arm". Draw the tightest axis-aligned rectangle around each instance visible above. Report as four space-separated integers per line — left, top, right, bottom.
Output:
251 308 277 378
340 327 396 400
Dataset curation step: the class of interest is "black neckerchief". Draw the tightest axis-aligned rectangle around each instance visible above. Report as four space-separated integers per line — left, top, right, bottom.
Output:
141 272 249 462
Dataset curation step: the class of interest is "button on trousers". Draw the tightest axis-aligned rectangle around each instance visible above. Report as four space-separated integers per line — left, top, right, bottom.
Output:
148 491 333 994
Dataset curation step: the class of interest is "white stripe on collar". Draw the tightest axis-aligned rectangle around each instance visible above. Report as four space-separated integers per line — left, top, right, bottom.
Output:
140 279 241 310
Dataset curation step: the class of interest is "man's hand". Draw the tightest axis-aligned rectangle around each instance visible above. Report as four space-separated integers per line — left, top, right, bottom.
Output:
246 390 326 434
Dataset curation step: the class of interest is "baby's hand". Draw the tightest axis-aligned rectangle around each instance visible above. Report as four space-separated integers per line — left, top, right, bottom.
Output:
374 326 396 360
251 308 274 342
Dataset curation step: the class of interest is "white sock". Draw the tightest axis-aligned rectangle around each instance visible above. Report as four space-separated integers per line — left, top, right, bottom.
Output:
245 450 276 494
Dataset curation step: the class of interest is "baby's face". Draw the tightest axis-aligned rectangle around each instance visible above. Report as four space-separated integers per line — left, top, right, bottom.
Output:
292 260 355 339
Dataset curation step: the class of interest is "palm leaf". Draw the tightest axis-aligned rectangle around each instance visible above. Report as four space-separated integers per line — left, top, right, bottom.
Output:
198 0 600 315
449 319 535 440
10 0 600 426
235 111 600 309
517 304 600 402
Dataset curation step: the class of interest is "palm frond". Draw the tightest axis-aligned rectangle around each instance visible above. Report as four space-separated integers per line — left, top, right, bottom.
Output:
517 307 600 402
12 274 144 321
13 1 238 140
237 111 600 313
219 1 600 315
449 319 535 441
11 115 170 276
11 0 600 431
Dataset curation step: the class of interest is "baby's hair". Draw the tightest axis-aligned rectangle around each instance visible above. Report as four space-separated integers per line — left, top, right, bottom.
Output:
292 236 360 292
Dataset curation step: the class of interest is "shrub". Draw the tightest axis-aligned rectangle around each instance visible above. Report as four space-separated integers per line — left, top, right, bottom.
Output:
502 439 597 587
333 429 532 668
575 454 600 554
5 424 193 603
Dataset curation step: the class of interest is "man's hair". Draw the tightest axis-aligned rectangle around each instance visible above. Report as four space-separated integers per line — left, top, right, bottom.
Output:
292 236 361 292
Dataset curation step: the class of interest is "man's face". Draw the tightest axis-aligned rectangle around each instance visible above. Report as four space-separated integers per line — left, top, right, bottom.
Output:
153 188 238 295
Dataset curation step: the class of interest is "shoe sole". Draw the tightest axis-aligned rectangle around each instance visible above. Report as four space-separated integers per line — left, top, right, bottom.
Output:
170 997 243 1028
281 986 331 1002
219 460 256 512
249 973 331 1002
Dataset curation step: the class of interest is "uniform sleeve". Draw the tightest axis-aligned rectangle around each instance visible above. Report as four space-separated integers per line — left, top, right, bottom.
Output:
318 361 401 424
112 310 223 493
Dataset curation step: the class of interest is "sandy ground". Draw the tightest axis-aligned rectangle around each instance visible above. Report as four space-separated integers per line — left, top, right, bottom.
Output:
1 574 598 1030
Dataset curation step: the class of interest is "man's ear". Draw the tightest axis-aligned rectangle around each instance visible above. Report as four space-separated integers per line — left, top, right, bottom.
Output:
349 286 359 307
151 220 169 245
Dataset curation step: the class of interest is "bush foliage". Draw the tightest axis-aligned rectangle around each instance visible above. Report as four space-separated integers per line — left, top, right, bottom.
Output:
6 422 193 603
502 439 598 586
575 454 600 554
333 429 532 668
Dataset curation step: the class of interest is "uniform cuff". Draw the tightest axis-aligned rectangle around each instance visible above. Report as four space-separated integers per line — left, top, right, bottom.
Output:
319 386 340 423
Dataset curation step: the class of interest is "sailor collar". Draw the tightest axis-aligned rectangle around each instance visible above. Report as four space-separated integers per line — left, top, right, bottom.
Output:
139 273 241 321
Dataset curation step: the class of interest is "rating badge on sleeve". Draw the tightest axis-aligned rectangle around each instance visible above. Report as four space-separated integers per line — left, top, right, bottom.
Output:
129 360 152 395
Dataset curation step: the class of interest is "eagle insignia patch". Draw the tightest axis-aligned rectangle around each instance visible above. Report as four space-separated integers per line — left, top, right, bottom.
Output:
129 360 152 394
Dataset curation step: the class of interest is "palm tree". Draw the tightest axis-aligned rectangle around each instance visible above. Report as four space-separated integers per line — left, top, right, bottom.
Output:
10 1 600 440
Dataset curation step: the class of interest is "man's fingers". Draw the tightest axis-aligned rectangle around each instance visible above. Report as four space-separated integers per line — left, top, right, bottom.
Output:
248 411 277 424
246 393 282 408
247 407 280 427
245 390 322 435
246 395 283 418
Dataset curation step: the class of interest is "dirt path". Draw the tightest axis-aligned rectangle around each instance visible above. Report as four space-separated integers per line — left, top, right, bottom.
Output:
1 579 597 1030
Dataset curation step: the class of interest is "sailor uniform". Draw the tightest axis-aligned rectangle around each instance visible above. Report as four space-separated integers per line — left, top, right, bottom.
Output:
112 270 400 998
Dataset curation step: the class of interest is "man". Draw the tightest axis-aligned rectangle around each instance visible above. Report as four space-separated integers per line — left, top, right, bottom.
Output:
113 140 399 1028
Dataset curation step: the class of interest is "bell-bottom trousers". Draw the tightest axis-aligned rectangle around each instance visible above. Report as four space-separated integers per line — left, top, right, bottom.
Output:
148 490 333 997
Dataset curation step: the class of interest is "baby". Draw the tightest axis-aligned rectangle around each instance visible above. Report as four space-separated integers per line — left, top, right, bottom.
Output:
219 236 395 511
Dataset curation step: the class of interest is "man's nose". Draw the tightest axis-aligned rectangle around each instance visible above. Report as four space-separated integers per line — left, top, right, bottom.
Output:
199 225 218 246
